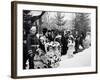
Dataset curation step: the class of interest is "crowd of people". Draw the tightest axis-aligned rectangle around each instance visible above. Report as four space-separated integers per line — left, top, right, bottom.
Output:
23 25 90 69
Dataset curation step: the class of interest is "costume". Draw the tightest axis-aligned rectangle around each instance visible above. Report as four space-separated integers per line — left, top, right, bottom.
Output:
67 39 75 58
45 41 61 68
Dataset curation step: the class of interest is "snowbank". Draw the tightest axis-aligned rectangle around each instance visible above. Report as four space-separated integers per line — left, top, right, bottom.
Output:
58 47 91 68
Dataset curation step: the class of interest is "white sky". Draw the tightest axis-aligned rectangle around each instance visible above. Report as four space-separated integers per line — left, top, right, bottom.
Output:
28 11 75 20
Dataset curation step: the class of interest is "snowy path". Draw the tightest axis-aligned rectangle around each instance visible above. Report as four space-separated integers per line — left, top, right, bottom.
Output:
58 47 91 68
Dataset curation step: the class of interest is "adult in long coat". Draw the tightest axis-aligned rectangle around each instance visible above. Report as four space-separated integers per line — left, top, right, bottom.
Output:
27 26 39 69
61 33 68 55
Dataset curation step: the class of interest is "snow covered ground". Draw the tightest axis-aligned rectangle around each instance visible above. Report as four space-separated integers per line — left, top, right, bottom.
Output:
58 47 91 68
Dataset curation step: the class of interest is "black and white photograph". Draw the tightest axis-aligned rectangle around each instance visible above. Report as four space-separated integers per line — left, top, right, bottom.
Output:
11 1 97 78
23 10 92 69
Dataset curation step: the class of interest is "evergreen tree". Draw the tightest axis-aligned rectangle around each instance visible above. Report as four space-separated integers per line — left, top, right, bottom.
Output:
55 12 66 31
72 13 90 37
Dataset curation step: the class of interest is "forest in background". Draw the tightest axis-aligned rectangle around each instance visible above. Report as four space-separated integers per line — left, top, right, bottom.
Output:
23 10 91 37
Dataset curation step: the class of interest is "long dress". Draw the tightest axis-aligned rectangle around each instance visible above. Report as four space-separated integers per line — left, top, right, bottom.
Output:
67 39 75 58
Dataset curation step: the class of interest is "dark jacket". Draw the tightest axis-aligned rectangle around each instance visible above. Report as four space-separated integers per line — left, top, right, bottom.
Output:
27 34 39 52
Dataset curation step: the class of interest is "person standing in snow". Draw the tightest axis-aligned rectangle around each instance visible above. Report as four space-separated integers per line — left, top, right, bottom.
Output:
74 31 80 53
27 26 39 69
67 37 75 58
